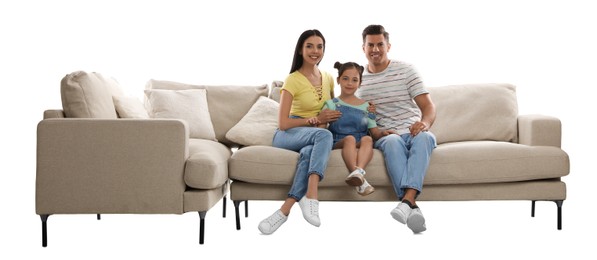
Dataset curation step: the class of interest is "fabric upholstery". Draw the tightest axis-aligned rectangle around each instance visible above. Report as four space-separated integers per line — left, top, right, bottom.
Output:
36 118 188 214
144 88 217 141
60 71 123 118
145 79 268 145
226 96 279 146
184 139 231 189
427 83 518 144
113 96 149 118
229 141 569 186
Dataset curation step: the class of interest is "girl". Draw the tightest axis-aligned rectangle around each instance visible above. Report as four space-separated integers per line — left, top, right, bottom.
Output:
322 61 395 196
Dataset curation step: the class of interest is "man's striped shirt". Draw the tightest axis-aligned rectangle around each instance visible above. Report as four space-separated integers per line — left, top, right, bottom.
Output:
356 60 428 135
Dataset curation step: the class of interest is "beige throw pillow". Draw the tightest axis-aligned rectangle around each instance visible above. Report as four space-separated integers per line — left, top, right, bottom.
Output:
226 96 279 146
144 89 216 141
113 96 149 118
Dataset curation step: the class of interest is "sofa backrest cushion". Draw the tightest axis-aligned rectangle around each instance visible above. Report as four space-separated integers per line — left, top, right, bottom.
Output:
61 71 123 118
145 79 269 145
428 83 518 144
144 88 217 141
269 80 283 102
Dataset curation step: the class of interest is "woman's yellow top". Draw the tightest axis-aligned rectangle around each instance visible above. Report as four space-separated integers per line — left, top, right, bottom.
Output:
281 70 334 118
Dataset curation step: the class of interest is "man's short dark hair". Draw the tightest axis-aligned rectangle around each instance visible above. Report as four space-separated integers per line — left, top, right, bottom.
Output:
362 24 389 43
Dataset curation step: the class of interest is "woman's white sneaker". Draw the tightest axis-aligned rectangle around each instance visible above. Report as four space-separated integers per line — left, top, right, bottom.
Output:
298 197 321 227
258 210 288 235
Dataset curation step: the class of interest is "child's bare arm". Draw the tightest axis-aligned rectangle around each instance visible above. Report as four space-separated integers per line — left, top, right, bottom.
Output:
370 127 396 141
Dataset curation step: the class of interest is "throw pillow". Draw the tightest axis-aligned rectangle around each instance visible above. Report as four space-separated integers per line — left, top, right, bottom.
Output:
113 96 149 118
146 79 269 144
61 71 122 118
144 89 217 141
226 96 279 146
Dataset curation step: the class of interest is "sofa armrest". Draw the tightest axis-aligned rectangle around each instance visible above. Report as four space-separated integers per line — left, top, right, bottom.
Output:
518 114 562 147
36 118 189 214
43 109 66 119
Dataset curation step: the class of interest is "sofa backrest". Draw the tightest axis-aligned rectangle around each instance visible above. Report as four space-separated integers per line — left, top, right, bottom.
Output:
60 71 123 118
270 81 518 145
145 79 269 145
428 83 518 144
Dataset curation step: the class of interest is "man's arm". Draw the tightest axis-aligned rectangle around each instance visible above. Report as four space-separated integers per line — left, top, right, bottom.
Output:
410 93 436 136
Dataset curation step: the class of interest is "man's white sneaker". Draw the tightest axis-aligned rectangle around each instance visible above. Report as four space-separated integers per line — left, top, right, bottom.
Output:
258 210 288 235
345 168 365 186
407 207 427 234
356 179 375 196
390 202 411 224
298 197 321 227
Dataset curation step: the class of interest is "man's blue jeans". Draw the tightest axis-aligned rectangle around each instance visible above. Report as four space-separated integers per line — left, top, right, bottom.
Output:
272 127 333 201
374 132 436 199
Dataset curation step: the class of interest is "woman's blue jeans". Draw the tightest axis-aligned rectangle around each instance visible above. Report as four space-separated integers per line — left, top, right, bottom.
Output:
374 132 436 200
272 126 333 201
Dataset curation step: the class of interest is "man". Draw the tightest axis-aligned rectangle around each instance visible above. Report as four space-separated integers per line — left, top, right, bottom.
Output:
356 24 436 233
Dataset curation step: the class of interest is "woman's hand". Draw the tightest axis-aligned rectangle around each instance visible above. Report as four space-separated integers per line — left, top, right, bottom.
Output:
317 108 341 124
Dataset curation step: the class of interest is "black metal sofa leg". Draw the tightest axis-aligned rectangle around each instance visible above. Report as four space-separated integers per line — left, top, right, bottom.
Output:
245 200 249 218
198 211 206 244
223 195 227 218
555 200 563 230
531 200 564 230
40 214 50 247
233 200 248 230
233 200 242 230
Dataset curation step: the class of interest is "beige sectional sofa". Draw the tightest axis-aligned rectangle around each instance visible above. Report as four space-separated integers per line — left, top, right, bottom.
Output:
36 71 569 247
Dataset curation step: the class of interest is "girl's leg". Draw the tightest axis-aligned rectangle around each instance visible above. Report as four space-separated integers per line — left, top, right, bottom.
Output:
339 136 358 172
356 136 374 170
355 136 375 196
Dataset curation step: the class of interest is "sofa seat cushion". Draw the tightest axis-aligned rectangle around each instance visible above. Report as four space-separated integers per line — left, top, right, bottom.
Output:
229 142 569 187
184 139 231 189
425 141 569 184
229 146 387 187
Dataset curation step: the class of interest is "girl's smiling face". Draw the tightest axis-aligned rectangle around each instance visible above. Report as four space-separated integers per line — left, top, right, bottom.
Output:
338 67 361 95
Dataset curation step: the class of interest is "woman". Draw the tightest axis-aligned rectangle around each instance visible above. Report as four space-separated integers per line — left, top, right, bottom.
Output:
258 29 340 235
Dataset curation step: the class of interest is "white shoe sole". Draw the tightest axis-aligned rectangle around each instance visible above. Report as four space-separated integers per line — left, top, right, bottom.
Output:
407 213 426 233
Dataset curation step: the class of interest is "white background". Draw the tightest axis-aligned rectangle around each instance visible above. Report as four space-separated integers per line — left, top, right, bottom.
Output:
1 0 595 259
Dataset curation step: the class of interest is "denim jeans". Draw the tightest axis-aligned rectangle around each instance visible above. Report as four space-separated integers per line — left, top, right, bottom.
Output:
374 132 436 200
272 126 333 201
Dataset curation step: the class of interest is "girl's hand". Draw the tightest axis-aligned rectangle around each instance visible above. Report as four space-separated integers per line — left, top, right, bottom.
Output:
307 117 320 126
383 129 396 136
